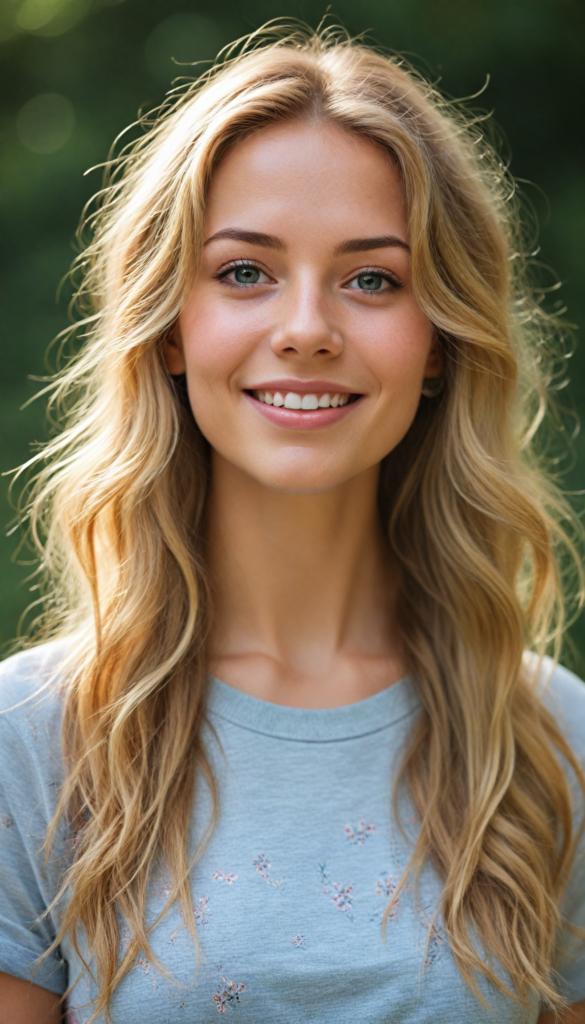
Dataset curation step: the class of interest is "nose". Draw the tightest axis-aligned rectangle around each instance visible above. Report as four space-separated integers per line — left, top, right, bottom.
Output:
270 275 343 360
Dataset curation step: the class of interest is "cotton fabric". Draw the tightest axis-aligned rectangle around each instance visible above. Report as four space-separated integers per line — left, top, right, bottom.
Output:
1 641 585 1022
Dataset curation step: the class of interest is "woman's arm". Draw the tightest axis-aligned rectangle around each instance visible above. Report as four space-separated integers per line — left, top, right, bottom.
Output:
538 1000 585 1023
0 972 62 1023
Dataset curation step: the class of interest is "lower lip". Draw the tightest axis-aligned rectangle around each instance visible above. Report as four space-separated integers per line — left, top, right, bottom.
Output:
245 393 362 430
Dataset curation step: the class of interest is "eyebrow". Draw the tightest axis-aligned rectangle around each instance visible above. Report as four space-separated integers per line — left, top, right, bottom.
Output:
203 228 410 255
334 235 410 256
203 228 285 250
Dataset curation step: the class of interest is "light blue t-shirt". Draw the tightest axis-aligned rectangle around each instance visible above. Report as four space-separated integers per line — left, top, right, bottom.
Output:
1 641 585 1022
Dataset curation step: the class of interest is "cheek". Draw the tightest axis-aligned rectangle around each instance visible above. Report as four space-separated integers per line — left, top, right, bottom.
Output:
361 304 434 393
178 294 255 394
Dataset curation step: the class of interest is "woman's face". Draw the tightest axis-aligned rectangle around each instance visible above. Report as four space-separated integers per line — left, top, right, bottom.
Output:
168 121 440 493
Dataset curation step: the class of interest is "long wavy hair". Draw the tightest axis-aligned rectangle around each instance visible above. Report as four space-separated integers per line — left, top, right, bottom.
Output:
15 21 584 1021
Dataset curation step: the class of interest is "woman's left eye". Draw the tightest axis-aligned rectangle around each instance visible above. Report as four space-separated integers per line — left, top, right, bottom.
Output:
345 271 399 293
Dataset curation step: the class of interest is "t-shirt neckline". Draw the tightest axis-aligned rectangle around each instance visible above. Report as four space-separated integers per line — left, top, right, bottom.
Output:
205 674 419 742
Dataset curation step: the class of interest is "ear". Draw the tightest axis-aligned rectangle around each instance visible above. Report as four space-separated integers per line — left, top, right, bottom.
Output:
423 333 444 379
163 324 186 375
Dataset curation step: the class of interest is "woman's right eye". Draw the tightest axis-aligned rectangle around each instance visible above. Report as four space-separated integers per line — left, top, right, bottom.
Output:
216 263 270 286
233 266 260 284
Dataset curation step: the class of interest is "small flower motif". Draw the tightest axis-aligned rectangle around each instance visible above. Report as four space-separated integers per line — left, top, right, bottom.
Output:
422 922 442 965
344 821 376 846
253 854 271 878
194 896 211 927
253 854 282 890
291 933 306 947
319 863 354 920
155 881 173 900
135 956 158 988
213 977 246 1013
212 870 238 885
331 883 354 913
375 875 396 899
417 907 444 967
370 873 400 923
0 815 14 829
120 923 160 985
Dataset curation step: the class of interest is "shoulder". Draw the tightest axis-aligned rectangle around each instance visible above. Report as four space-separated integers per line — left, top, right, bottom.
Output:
0 638 73 763
526 653 585 765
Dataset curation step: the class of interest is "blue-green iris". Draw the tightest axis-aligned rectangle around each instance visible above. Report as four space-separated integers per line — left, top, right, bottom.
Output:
234 266 260 284
357 272 383 291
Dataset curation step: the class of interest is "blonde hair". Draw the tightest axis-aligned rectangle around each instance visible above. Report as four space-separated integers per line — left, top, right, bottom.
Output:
16 21 584 1020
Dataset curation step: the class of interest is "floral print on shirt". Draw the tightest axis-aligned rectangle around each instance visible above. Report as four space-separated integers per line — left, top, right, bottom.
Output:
212 870 238 885
194 895 212 926
414 900 444 967
314 818 443 971
370 873 400 923
155 880 173 900
213 974 246 1014
253 854 282 890
119 927 159 989
344 821 376 845
319 862 354 920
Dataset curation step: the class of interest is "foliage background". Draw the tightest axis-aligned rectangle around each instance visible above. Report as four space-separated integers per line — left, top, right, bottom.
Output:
1 0 584 664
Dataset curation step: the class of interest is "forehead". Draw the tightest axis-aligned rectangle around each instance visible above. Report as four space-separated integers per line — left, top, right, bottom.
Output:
204 121 407 242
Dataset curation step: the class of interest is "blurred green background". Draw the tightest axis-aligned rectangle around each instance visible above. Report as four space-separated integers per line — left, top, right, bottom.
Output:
1 0 584 663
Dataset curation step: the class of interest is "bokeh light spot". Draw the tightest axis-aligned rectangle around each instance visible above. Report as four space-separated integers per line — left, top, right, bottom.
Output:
16 93 75 154
15 0 90 37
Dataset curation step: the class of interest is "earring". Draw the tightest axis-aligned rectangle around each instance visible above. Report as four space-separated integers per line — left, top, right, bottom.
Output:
421 376 445 398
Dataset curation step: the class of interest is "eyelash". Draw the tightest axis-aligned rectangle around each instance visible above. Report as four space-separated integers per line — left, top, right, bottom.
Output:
213 260 403 291
345 266 403 291
213 260 270 287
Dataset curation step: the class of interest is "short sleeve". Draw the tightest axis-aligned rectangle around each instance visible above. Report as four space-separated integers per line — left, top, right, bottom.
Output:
0 646 69 995
543 660 585 1003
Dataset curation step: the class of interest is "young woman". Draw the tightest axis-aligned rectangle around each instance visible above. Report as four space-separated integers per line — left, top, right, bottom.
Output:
1 24 585 1024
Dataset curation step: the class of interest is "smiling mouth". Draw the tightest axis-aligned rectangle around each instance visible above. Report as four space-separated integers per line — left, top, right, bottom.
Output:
248 389 360 409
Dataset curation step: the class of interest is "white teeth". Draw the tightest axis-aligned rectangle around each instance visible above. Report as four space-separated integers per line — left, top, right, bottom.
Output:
301 394 319 410
254 389 353 409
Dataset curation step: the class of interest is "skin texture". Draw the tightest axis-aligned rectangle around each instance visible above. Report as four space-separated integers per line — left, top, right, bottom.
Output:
0 973 61 1022
3 122 584 1022
167 121 440 707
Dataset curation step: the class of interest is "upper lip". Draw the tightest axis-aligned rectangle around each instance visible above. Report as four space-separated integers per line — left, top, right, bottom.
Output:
245 379 360 394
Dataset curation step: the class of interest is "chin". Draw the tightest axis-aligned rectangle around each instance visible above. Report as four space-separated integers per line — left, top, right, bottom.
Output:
247 459 358 495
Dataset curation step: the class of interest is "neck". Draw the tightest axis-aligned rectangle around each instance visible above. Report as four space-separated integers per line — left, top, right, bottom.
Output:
206 452 405 707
